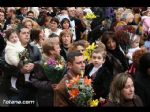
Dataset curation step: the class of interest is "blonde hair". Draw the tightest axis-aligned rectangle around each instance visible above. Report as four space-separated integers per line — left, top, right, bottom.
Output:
92 47 107 59
42 38 59 56
22 18 40 29
68 40 89 53
108 72 133 104
59 29 73 44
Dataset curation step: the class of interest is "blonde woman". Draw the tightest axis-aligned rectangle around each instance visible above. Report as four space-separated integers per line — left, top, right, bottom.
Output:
104 72 143 107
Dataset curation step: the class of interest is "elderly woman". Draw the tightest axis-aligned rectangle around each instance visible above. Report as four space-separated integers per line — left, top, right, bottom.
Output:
31 37 65 106
104 72 143 107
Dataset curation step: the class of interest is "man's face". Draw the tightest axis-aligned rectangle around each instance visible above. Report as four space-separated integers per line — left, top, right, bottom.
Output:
27 13 34 19
68 7 76 17
20 7 28 15
0 12 4 22
19 28 30 45
69 55 85 75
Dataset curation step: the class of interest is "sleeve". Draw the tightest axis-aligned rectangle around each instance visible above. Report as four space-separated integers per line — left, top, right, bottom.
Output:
30 63 52 91
5 47 20 67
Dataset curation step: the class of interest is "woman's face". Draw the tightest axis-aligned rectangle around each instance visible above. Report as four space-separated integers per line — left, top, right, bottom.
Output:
24 21 33 30
76 45 85 53
51 44 61 56
106 38 117 50
63 21 70 29
121 77 135 100
62 34 72 45
39 30 45 43
50 21 58 31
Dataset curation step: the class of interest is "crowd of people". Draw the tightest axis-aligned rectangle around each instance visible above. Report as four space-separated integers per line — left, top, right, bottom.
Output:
0 7 150 107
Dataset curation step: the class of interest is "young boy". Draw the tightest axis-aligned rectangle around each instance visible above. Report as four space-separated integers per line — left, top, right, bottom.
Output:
4 29 31 91
85 43 113 99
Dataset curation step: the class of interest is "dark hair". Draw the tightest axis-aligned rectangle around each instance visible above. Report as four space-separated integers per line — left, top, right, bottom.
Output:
30 28 41 42
139 52 150 74
27 10 34 15
67 50 83 63
17 26 28 33
4 29 18 40
49 33 59 38
50 17 59 25
60 18 71 29
101 31 118 49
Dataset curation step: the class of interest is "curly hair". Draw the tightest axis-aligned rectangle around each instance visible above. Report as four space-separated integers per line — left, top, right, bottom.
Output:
132 48 147 67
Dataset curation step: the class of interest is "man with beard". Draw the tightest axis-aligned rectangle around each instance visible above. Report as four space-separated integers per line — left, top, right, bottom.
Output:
53 51 85 107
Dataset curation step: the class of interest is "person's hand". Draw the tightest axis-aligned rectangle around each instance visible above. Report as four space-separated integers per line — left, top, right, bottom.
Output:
20 63 34 74
27 63 34 71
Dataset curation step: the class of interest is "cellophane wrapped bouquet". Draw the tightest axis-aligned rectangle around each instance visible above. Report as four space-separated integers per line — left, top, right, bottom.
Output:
42 56 65 84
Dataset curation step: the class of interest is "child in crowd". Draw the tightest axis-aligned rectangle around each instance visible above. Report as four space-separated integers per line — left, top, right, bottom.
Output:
85 43 113 99
4 29 31 91
126 34 141 64
144 34 150 52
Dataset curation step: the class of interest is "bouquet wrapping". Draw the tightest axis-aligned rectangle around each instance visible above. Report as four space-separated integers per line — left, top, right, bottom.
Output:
42 56 65 84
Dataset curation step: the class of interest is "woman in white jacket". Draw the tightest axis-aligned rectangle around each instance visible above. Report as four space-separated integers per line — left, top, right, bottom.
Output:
4 29 30 91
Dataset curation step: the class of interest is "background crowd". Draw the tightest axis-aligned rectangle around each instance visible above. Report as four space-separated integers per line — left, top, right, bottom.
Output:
0 7 150 107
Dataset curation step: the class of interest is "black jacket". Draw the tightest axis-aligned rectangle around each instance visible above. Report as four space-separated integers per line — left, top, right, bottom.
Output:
85 63 113 99
31 63 54 106
134 71 150 106
2 44 41 96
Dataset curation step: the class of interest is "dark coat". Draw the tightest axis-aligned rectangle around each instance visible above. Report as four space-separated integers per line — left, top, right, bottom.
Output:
104 95 143 107
88 25 107 44
134 71 150 106
60 44 68 61
31 64 53 106
85 63 113 99
2 44 41 105
107 47 129 71
70 17 86 41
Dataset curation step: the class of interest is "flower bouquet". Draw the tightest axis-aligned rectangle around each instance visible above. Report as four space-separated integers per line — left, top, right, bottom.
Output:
19 48 32 65
84 12 96 20
42 56 65 84
83 43 97 62
65 74 99 107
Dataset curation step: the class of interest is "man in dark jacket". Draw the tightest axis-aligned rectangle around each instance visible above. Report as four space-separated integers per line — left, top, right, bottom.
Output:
67 7 86 41
2 27 41 106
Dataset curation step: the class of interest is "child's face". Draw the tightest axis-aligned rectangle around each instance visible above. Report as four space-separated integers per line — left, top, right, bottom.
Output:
91 53 105 67
9 32 19 43
63 21 70 29
131 37 140 48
